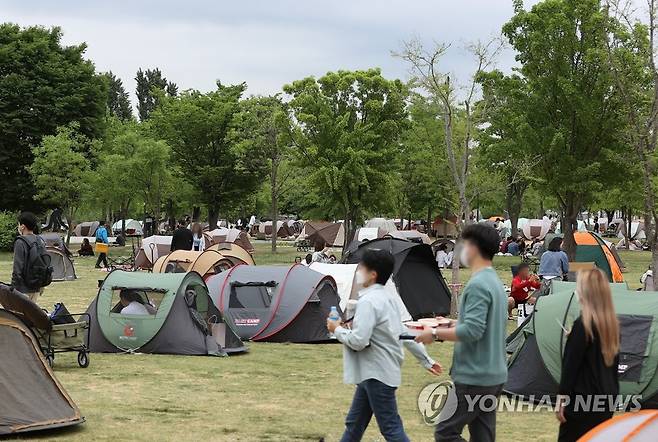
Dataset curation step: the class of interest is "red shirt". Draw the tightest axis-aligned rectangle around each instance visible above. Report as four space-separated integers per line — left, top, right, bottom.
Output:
510 275 540 302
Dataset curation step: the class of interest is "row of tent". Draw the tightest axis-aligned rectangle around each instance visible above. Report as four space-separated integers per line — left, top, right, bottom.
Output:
85 237 452 354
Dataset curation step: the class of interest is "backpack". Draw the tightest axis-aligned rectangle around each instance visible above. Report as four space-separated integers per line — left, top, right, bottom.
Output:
18 236 53 290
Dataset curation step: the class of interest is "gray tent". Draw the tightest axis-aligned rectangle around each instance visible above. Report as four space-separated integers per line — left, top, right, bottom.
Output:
0 309 84 435
206 265 341 343
46 247 77 281
72 221 99 237
86 271 247 355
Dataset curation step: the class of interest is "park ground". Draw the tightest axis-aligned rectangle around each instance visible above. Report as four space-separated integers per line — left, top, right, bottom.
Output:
0 242 650 441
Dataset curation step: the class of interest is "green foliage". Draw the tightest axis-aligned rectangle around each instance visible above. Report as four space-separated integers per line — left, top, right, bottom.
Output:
0 23 107 211
29 125 92 216
284 69 409 238
135 68 177 121
0 212 17 252
103 71 133 121
149 83 267 225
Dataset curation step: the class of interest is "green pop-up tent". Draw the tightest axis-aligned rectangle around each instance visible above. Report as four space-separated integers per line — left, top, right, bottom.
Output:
505 281 658 408
86 270 246 355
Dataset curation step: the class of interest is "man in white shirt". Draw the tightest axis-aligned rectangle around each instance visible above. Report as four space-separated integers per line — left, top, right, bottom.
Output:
119 290 149 315
327 249 442 442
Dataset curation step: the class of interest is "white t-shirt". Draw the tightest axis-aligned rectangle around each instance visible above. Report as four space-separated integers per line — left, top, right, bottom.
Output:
436 250 449 268
121 301 149 315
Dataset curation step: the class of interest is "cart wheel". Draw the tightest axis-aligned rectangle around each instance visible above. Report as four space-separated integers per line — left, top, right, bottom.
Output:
77 351 89 368
46 354 54 368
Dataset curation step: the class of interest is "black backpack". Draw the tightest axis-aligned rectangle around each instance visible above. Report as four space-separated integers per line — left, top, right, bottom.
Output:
19 236 53 290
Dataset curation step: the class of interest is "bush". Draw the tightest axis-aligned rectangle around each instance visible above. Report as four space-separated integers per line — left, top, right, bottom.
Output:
0 212 17 252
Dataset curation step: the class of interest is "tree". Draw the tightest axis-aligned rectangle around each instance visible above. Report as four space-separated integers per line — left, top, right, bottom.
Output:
149 82 267 228
234 96 293 253
103 71 133 121
135 68 177 121
0 24 107 211
477 70 538 237
395 39 501 314
502 0 629 258
29 125 92 242
284 69 408 248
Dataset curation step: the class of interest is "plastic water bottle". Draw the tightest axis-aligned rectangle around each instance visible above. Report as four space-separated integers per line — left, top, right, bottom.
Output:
328 306 340 337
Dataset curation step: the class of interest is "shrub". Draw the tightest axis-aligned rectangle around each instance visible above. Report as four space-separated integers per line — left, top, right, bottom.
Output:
0 212 17 252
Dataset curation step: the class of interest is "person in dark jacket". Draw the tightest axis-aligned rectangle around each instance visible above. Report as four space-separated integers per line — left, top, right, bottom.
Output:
171 220 193 252
556 268 620 441
78 238 94 256
12 212 45 302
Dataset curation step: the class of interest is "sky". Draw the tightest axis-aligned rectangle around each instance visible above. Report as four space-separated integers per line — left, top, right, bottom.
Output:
3 0 542 102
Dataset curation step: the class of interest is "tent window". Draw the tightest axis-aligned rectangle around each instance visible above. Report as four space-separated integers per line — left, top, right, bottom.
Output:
164 262 188 273
229 286 273 309
110 289 165 315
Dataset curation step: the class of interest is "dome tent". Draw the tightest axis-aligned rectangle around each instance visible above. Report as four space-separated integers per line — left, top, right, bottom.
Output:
86 271 246 355
152 250 237 278
72 221 99 237
0 309 84 435
579 410 658 441
207 242 255 266
46 246 77 281
206 265 341 343
134 235 173 269
205 228 254 253
505 281 658 408
342 237 451 319
298 221 345 247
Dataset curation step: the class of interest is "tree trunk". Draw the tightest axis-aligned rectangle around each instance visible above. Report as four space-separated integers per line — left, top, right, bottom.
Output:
449 199 470 317
193 207 201 223
506 181 524 238
208 207 219 231
270 163 278 254
65 207 75 247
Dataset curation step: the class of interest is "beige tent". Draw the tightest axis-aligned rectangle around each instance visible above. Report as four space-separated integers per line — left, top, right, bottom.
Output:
364 218 398 235
152 250 236 278
355 227 385 241
298 221 346 247
259 221 296 239
432 216 459 238
205 228 254 252
134 235 172 269
387 230 431 244
207 242 256 266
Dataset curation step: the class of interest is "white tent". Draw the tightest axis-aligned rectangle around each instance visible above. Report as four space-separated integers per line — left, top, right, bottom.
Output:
521 218 552 240
309 263 411 321
365 218 398 235
112 219 143 236
356 227 383 241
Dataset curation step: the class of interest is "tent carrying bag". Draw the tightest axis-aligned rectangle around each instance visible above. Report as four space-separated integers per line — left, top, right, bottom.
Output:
95 243 109 254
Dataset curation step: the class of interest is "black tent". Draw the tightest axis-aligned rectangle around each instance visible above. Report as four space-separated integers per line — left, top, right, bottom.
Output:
0 309 84 435
206 265 341 343
342 237 451 319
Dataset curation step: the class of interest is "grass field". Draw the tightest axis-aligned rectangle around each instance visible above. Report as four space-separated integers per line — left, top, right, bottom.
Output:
0 241 651 441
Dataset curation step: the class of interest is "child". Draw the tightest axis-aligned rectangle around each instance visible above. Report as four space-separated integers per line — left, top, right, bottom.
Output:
508 263 540 318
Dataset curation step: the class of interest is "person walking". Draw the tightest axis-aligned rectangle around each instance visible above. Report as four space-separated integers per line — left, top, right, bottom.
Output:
95 220 109 268
171 219 193 252
12 212 52 302
556 269 619 441
416 224 507 442
327 249 441 442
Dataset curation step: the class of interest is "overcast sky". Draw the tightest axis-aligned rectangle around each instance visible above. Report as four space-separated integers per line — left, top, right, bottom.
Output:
4 0 542 102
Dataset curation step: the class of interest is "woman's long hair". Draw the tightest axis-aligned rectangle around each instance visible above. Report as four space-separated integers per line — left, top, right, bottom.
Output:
192 222 203 238
548 237 563 252
576 269 620 366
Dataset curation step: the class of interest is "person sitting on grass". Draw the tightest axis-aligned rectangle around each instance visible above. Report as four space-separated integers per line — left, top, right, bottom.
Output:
78 238 94 256
508 263 540 319
327 249 442 442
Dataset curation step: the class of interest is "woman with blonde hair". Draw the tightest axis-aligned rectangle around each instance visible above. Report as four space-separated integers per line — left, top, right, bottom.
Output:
556 268 620 441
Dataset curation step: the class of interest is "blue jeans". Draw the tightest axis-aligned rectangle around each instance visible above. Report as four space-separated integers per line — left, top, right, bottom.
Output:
340 379 409 442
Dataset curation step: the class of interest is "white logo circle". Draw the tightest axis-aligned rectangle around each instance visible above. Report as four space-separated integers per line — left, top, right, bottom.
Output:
417 381 458 425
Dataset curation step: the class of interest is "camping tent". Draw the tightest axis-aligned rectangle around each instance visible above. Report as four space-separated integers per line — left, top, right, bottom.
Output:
342 237 451 319
355 227 385 241
0 309 84 435
505 281 658 408
111 219 143 236
365 218 398 235
152 250 236 278
205 228 254 252
299 221 345 247
134 235 172 269
578 410 658 441
86 271 246 355
206 265 341 343
47 247 77 281
309 263 413 322
207 242 256 266
432 216 458 238
259 221 296 239
617 221 646 241
72 221 99 237
387 230 431 244
521 218 552 241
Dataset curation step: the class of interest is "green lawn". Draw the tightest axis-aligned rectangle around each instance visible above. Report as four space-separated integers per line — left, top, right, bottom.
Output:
0 242 651 441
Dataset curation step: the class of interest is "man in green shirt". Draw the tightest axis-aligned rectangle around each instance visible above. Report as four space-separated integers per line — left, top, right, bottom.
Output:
416 223 507 442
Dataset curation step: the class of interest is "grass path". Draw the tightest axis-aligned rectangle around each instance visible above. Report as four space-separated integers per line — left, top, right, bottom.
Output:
0 241 650 441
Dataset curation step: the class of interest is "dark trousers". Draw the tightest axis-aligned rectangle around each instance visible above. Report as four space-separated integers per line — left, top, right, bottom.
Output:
435 383 503 442
558 408 612 441
95 253 108 268
340 379 409 442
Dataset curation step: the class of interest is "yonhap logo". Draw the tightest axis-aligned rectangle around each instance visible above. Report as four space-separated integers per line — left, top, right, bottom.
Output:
417 381 458 425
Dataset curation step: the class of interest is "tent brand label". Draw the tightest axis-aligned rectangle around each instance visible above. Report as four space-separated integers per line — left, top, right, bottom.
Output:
235 318 260 326
119 324 137 341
